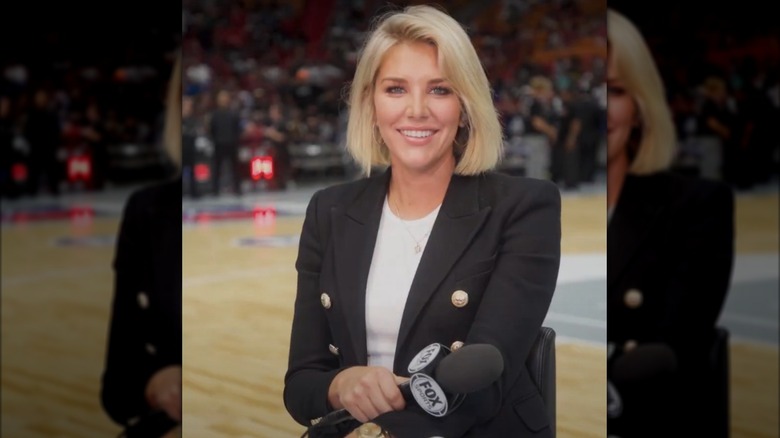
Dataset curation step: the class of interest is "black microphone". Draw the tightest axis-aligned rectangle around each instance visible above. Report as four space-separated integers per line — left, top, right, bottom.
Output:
307 343 504 434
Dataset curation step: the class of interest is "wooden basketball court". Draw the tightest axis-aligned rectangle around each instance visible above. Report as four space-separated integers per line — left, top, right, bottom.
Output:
1 189 777 437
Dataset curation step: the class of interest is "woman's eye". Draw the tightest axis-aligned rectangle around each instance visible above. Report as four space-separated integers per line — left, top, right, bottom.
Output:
431 86 452 95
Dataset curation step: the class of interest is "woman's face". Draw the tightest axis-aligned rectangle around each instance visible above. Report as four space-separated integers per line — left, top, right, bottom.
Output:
373 41 461 175
606 50 639 162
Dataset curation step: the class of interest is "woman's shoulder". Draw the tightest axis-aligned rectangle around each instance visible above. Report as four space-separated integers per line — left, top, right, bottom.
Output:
478 171 561 200
310 172 386 206
626 171 734 212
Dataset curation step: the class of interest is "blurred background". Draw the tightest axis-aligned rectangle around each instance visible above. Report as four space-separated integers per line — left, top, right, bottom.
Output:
1 1 179 437
610 1 779 191
179 0 607 197
1 5 180 199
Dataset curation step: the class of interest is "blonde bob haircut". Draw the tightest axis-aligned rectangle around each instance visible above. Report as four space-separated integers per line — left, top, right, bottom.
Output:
162 50 182 172
607 9 677 174
346 4 503 176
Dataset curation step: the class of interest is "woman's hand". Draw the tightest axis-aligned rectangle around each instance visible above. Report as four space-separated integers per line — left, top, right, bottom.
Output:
328 366 406 422
145 365 182 422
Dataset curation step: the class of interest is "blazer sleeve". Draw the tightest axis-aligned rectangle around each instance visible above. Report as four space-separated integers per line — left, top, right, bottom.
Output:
284 189 346 427
662 181 735 353
100 189 170 426
374 179 562 438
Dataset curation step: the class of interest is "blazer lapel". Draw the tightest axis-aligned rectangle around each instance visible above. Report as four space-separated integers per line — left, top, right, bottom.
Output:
607 175 667 289
395 174 491 364
331 170 390 365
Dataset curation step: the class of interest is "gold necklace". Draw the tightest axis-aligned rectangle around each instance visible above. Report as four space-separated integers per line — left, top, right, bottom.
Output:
389 195 431 254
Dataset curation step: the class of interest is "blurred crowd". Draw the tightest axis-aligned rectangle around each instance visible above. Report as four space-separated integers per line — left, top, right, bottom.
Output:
181 0 608 196
0 19 178 199
4 0 774 200
612 0 780 190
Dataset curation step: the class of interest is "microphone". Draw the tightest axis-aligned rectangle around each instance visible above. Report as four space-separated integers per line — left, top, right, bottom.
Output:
307 343 504 434
406 342 452 375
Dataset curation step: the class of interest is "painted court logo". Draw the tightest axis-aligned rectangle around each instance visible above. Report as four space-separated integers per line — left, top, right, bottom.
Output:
409 373 448 417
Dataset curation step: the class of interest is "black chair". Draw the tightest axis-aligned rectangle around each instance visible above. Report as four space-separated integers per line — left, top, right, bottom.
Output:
526 326 556 436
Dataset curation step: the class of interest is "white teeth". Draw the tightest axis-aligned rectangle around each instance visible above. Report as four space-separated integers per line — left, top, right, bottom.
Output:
400 130 434 138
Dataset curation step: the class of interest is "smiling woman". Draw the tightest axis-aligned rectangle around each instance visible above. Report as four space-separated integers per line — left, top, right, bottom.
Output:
373 42 462 180
284 4 561 438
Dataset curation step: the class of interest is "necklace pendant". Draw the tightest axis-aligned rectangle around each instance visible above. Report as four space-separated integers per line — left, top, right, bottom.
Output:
414 243 422 254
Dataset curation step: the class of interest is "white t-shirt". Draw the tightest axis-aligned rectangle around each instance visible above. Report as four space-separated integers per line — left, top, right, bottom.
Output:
365 197 441 371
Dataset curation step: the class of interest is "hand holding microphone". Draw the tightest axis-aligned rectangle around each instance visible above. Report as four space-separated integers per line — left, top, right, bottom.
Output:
328 366 408 423
311 343 504 436
145 365 182 422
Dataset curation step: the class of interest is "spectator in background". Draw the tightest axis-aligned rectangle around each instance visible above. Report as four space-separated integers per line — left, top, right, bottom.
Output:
23 88 62 196
573 84 603 183
551 86 581 189
524 76 560 180
695 76 737 181
182 95 201 198
208 89 242 196
264 102 291 189
83 101 108 190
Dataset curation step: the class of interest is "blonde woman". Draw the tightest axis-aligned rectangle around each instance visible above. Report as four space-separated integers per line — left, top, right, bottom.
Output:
285 5 560 438
101 52 182 438
606 9 734 438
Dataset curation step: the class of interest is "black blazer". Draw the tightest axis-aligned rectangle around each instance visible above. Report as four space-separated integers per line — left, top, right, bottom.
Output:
607 172 734 437
101 178 182 433
608 171 734 361
285 169 561 438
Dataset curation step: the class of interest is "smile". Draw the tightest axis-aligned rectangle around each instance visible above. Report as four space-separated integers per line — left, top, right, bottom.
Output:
399 129 435 138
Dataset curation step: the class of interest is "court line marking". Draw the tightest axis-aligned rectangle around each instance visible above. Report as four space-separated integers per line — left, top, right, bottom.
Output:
1 266 109 287
184 265 293 288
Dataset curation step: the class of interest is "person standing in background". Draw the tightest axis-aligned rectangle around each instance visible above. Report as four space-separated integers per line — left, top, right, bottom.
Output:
23 88 62 196
524 76 560 180
208 89 242 196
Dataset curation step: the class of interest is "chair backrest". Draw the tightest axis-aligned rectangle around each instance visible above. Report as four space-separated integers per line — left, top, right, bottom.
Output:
526 326 556 436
